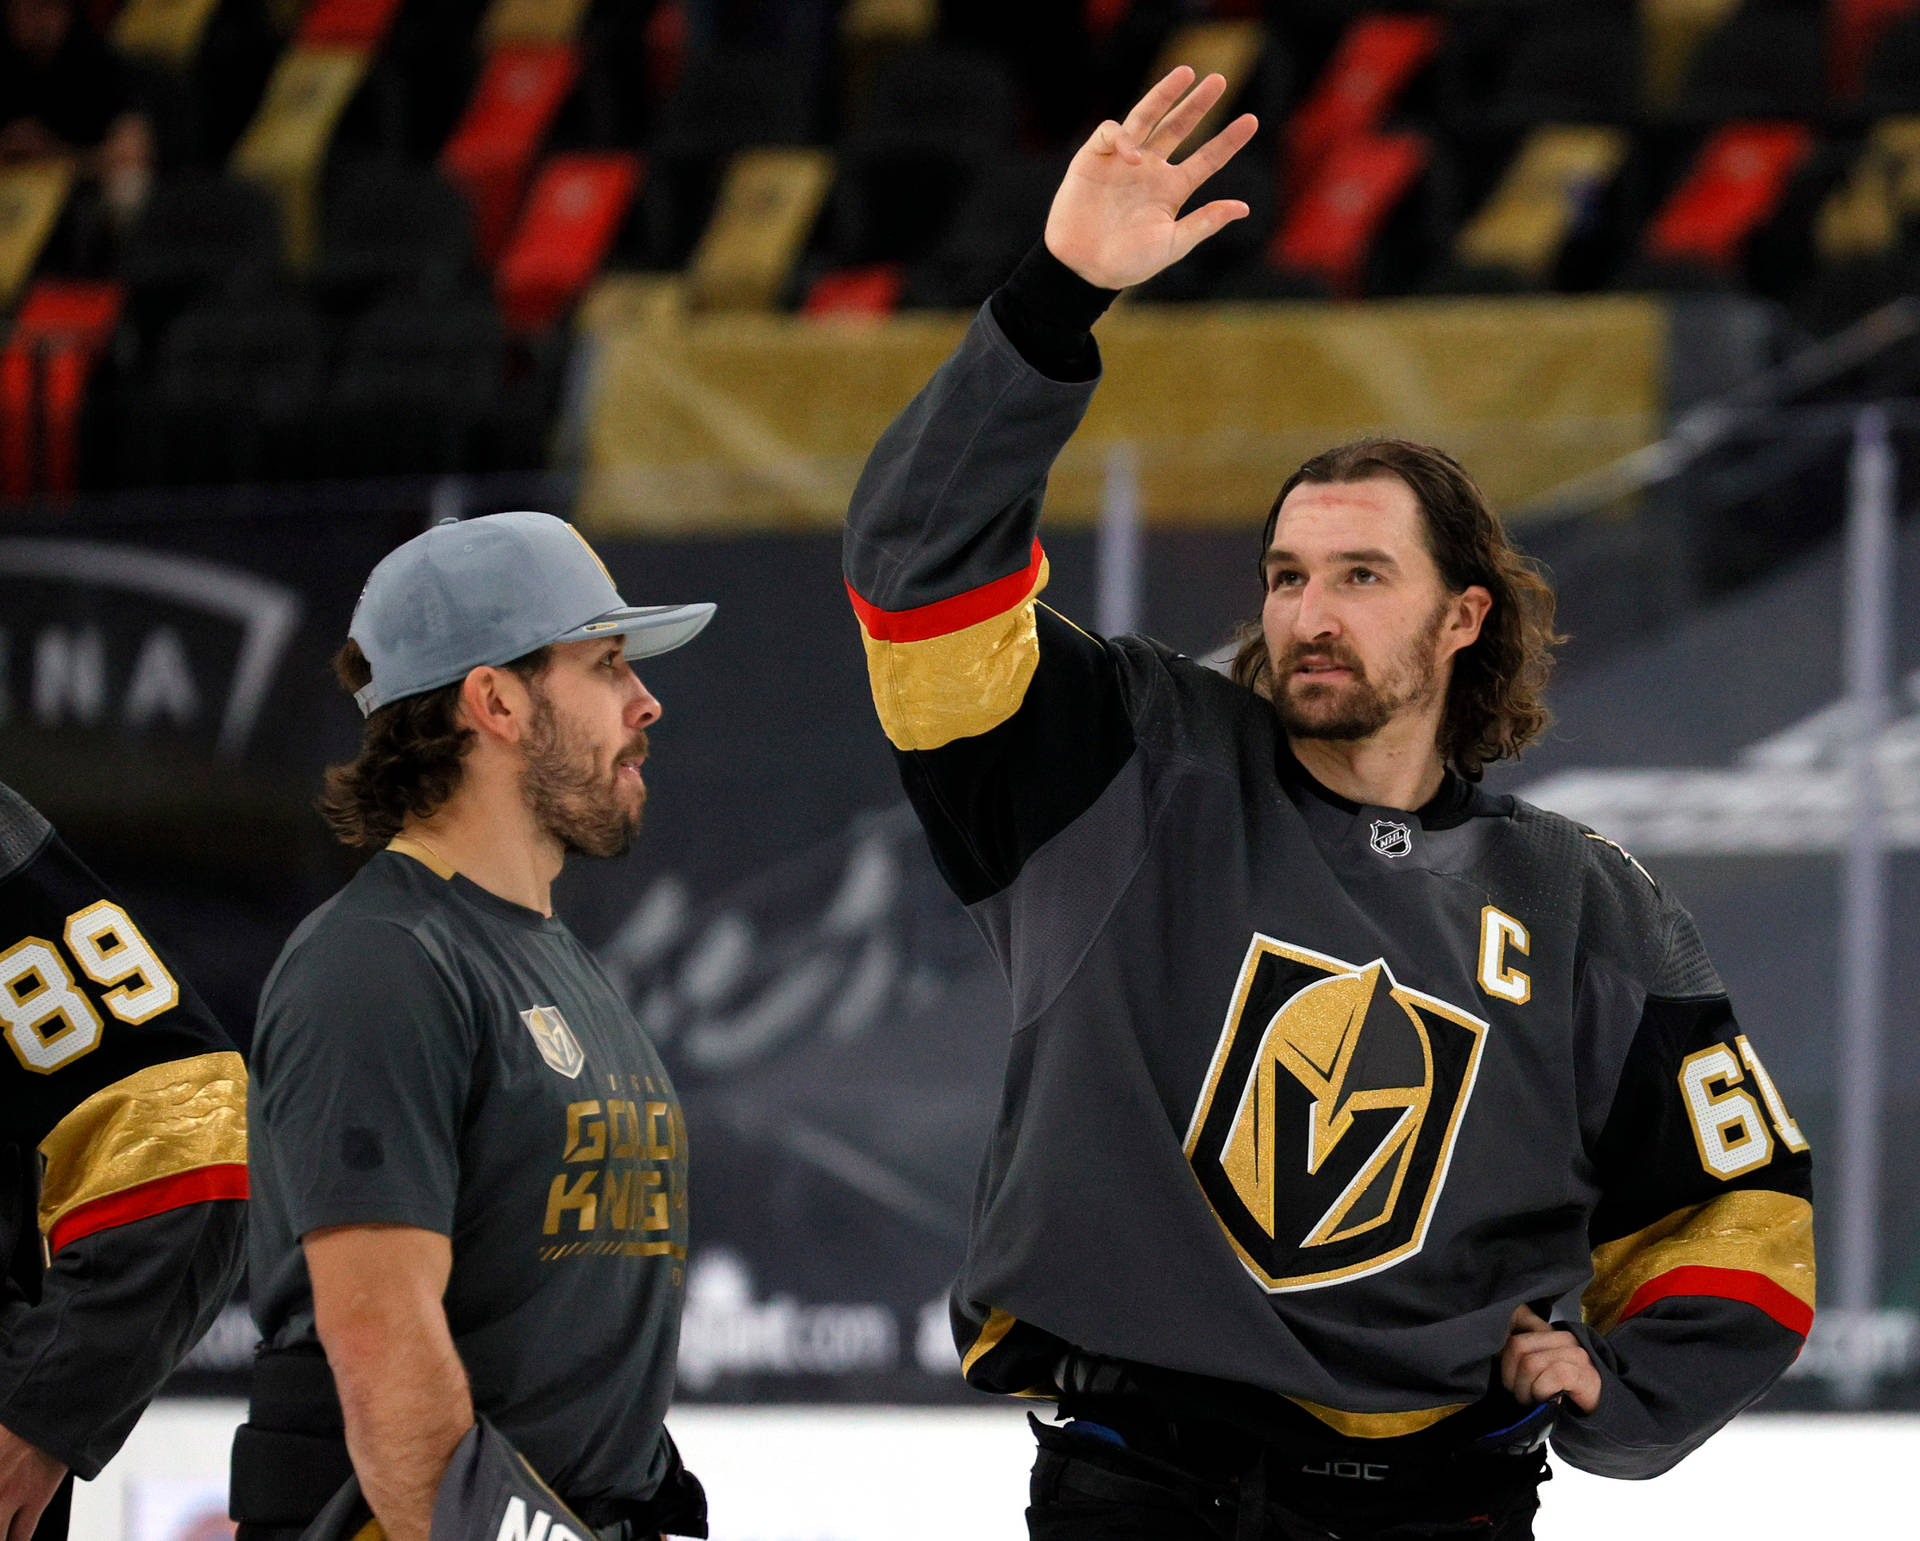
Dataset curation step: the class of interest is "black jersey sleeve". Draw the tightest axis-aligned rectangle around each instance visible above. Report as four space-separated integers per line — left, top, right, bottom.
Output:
1552 904 1814 1478
0 782 247 1473
844 247 1136 906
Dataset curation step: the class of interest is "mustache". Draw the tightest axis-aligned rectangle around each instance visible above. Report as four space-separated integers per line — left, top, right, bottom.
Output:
1278 643 1367 678
617 729 650 764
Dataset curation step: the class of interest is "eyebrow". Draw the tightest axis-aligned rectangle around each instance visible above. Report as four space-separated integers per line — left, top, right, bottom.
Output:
1264 548 1401 569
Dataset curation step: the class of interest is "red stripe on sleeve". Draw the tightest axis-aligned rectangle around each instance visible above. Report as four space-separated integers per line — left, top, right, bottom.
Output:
49 1164 250 1253
847 539 1045 642
1618 1265 1813 1337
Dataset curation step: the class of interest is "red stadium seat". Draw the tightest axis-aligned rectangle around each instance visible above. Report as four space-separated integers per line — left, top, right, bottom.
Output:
1643 123 1814 273
298 0 403 49
441 43 581 263
1285 14 1442 185
0 281 122 500
495 153 642 333
803 264 905 318
1270 131 1429 298
1831 0 1919 97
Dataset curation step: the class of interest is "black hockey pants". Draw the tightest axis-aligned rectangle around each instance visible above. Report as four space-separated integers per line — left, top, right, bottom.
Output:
1025 1415 1546 1541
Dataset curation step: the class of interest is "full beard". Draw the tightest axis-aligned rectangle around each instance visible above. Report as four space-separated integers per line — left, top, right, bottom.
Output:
1270 600 1449 743
521 694 648 860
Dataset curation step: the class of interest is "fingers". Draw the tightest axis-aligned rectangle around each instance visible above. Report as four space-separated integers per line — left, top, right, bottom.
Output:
1177 111 1259 193
1122 66 1196 141
1089 120 1143 165
1509 1303 1551 1335
1500 1325 1603 1413
1144 71 1228 153
1169 199 1251 262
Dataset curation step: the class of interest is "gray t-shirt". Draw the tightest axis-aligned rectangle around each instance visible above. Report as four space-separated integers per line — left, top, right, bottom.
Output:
249 843 688 1508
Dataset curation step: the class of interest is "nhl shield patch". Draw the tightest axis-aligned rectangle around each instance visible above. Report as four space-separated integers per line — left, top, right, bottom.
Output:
1183 934 1488 1292
519 1005 585 1079
1369 819 1413 858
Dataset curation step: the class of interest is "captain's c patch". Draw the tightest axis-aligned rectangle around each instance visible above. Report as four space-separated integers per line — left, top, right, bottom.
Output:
1184 935 1488 1293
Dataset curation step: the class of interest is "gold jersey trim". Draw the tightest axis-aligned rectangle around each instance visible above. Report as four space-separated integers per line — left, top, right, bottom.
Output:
1583 1188 1815 1335
37 1050 249 1238
387 836 457 879
960 1307 1018 1378
861 559 1049 751
1284 1396 1469 1440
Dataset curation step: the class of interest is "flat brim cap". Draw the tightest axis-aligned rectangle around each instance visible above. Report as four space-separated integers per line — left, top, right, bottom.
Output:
350 510 715 714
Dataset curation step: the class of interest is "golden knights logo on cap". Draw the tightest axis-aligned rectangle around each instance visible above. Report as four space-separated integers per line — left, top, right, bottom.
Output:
519 1005 585 1079
1184 935 1487 1291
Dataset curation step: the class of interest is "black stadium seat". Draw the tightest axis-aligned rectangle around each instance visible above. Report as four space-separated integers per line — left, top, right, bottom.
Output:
831 47 1017 265
316 298 504 476
1672 2 1826 122
1861 13 1920 114
120 172 284 328
904 153 1070 309
117 297 327 485
1483 11 1639 128
314 162 477 311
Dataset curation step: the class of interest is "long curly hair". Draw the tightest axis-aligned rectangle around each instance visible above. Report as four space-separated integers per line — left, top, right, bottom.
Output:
318 640 551 846
1230 438 1564 779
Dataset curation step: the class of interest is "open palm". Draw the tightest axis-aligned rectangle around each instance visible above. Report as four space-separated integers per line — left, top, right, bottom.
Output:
1045 67 1260 291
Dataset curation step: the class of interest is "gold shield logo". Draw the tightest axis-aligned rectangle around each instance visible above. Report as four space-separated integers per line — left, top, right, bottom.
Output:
1184 935 1488 1292
520 1005 586 1079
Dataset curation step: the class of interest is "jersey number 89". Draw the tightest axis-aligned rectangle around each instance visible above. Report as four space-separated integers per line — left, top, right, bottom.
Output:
0 902 181 1074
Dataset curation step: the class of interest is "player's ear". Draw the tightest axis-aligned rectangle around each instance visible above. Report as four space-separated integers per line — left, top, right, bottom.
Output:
1446 585 1492 656
457 665 531 745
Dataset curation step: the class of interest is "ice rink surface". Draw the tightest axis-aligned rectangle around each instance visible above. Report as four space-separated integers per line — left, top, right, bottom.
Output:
72 1400 1917 1541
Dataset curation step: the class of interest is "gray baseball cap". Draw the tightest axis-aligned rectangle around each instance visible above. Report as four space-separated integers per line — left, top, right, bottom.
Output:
349 510 715 715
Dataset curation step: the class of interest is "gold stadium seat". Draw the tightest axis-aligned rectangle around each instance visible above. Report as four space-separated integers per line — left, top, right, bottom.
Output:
483 0 590 47
1149 20 1265 148
1641 0 1742 110
112 0 222 70
687 148 834 311
0 162 74 310
1816 116 1920 263
230 47 371 268
1453 126 1628 284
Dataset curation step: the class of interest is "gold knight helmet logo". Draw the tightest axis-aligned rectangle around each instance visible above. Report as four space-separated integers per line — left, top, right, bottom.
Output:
520 1005 586 1080
1184 936 1488 1292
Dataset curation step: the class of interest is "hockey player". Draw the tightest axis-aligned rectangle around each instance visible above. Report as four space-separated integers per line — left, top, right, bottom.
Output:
844 69 1814 1539
0 783 248 1541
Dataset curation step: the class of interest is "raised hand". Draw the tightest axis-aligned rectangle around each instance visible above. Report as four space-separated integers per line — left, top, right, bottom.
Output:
1044 67 1260 291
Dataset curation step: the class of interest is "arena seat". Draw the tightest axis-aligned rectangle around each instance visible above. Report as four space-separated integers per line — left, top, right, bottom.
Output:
1672 2 1825 122
641 51 820 268
120 172 284 325
832 47 1014 266
496 153 642 331
483 0 591 47
315 162 476 311
1641 0 1742 110
688 149 834 311
111 0 222 70
1451 126 1629 287
230 45 377 267
905 152 1069 308
1270 130 1431 298
119 296 328 484
318 296 505 475
1861 12 1920 112
801 263 904 318
1480 11 1638 128
440 43 581 264
0 163 73 311
0 280 121 500
1640 121 1814 277
298 0 403 49
1285 14 1442 187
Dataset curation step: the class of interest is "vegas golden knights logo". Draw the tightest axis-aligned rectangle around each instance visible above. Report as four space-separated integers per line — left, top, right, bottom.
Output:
1184 935 1488 1292
520 1005 586 1079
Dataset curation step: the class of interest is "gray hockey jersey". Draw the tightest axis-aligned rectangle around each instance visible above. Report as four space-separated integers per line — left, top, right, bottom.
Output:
843 290 1814 1480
